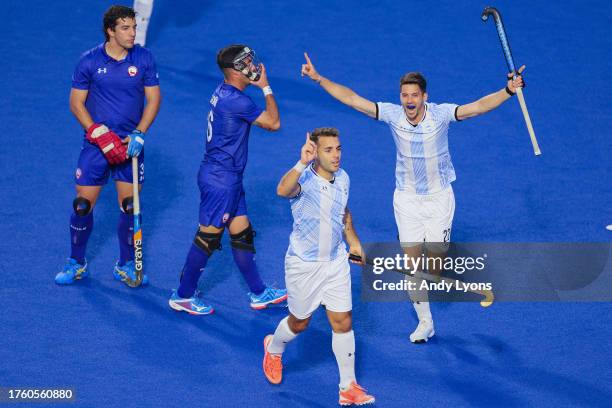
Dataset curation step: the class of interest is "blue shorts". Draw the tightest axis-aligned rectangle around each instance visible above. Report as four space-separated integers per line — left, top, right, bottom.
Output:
198 168 247 228
74 140 144 186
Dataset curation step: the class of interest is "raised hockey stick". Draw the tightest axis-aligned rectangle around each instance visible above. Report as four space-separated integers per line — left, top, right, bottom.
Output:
482 6 541 156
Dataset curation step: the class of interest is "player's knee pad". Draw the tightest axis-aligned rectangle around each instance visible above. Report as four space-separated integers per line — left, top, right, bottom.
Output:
121 196 134 215
230 224 256 253
194 229 223 256
73 197 92 216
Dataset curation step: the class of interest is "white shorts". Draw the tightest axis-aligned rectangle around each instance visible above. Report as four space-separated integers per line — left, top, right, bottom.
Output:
285 253 352 320
393 186 455 250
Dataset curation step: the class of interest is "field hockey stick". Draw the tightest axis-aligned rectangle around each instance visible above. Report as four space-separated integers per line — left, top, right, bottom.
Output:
482 6 541 156
126 156 144 288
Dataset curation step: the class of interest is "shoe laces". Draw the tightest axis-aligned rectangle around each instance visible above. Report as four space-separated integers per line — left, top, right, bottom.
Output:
193 298 208 308
267 352 282 370
192 292 210 308
251 286 273 301
64 259 80 273
417 319 431 329
351 382 367 393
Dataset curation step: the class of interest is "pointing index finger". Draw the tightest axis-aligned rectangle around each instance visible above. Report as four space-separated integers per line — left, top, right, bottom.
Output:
304 52 312 66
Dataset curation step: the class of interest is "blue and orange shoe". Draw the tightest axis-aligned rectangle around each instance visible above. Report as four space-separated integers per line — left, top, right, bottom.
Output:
168 290 214 315
249 287 288 310
55 258 89 285
113 261 149 286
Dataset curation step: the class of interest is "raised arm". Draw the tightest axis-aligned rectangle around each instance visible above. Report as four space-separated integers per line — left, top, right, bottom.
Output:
301 52 377 118
456 66 525 120
277 132 316 198
252 64 280 131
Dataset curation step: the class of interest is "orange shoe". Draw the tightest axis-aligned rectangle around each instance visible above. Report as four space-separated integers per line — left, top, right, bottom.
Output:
263 335 283 384
339 381 375 406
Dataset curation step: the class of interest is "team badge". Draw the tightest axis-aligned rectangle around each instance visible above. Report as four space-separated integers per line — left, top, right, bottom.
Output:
75 168 82 179
222 213 230 223
128 66 138 77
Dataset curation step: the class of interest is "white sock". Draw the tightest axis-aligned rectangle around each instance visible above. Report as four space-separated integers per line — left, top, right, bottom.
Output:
332 330 356 390
406 272 432 321
413 301 432 322
134 0 154 46
267 316 297 355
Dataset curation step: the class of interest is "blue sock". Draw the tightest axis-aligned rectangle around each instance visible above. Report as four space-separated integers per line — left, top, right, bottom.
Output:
118 211 134 265
177 244 209 298
232 248 265 295
70 212 93 265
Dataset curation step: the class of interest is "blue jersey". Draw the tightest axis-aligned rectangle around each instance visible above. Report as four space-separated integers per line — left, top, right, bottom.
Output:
202 83 263 186
71 43 159 136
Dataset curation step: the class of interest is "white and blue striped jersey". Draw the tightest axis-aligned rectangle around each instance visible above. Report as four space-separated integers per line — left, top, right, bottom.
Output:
376 101 459 195
287 164 349 262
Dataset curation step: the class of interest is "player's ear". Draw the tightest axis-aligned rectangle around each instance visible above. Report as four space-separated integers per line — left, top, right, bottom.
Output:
423 92 428 102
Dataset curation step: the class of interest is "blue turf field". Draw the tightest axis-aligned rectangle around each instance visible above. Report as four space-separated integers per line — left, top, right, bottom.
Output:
1 0 611 406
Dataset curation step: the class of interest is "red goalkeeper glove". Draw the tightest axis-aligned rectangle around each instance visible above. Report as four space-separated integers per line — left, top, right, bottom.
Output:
86 124 128 165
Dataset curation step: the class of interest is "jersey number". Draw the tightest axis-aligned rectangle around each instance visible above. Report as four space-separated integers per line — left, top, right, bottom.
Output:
206 110 213 142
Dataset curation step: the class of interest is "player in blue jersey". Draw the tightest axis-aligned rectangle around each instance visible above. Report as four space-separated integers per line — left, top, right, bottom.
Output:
168 44 286 315
262 128 375 406
55 5 161 286
301 53 524 343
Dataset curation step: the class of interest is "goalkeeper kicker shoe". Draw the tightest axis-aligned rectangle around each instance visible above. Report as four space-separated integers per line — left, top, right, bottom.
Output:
55 258 88 285
113 261 149 286
339 381 375 406
249 287 288 310
410 319 435 343
169 290 214 315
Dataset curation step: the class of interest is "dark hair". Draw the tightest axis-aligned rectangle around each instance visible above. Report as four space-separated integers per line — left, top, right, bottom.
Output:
399 72 427 93
217 44 247 71
103 5 136 41
310 127 339 144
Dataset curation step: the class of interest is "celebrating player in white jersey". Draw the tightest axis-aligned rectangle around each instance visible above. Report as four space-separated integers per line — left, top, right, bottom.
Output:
262 128 375 406
133 0 153 46
301 52 524 343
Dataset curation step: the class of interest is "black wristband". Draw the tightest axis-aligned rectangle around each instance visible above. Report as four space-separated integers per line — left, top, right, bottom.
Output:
505 86 515 96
